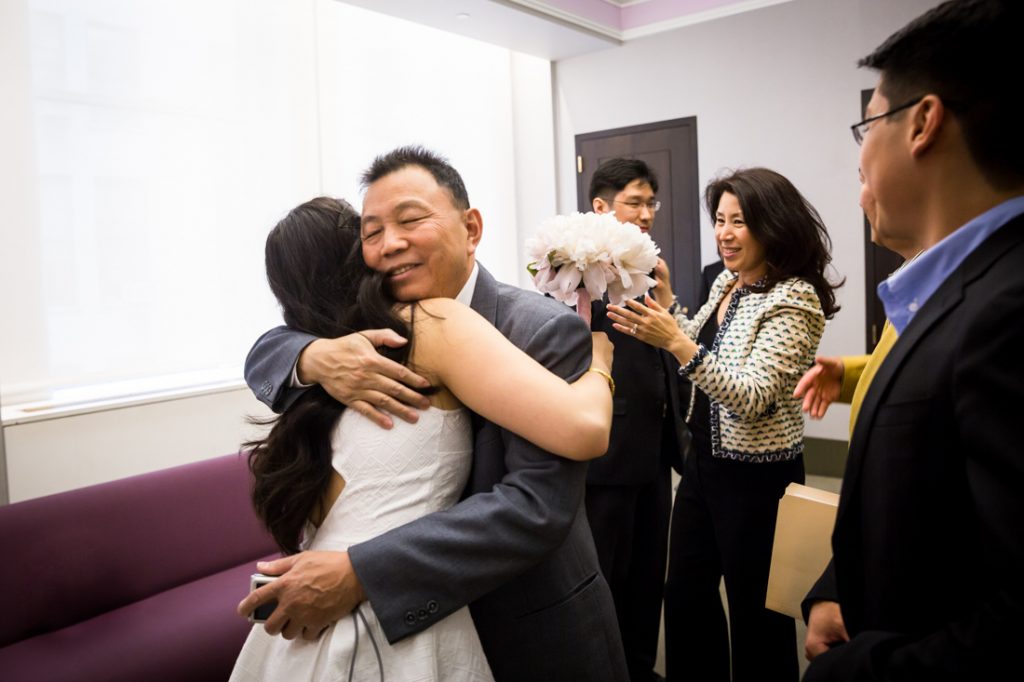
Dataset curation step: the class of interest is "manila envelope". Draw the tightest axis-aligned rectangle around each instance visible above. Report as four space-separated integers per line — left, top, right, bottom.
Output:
766 482 839 619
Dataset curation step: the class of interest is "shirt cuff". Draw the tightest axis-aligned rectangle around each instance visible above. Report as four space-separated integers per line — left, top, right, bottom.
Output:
290 360 313 388
678 344 709 376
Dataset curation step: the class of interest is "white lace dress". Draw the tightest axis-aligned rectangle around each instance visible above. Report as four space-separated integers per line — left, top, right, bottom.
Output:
230 407 494 681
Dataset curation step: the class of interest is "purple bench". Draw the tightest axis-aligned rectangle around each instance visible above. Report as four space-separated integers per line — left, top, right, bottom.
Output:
0 453 279 682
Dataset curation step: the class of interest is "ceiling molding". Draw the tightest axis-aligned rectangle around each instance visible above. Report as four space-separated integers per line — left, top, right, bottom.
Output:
500 0 795 43
620 0 795 40
332 0 794 62
497 0 622 40
336 0 618 61
602 0 654 7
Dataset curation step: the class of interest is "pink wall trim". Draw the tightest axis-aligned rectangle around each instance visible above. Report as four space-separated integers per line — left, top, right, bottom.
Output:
529 0 761 32
539 0 622 29
622 0 743 30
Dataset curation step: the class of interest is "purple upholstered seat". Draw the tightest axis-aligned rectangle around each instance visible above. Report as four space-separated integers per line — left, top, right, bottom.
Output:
0 453 279 682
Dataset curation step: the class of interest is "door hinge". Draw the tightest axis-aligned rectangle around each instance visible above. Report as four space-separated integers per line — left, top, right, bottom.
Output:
577 155 583 174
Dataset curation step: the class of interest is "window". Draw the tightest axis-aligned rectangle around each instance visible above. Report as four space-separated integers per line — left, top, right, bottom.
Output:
1 0 548 408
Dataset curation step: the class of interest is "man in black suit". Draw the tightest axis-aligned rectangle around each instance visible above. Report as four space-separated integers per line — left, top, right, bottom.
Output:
802 1 1024 679
588 158 689 682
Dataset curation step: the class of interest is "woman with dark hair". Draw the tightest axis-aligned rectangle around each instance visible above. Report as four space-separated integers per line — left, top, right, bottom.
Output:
609 168 841 682
231 197 616 681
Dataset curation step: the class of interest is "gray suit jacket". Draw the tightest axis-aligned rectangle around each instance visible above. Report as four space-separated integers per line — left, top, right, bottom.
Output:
244 265 627 681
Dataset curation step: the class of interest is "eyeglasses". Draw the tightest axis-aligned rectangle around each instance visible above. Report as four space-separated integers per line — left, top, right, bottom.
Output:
613 199 661 213
850 95 925 145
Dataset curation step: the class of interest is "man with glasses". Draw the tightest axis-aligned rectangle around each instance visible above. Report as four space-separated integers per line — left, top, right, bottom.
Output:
802 1 1024 679
587 158 689 682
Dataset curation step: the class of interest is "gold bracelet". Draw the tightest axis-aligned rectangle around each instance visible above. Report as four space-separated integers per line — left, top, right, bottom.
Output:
586 367 615 397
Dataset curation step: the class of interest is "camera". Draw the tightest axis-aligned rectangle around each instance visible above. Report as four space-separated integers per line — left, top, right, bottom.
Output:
248 573 279 624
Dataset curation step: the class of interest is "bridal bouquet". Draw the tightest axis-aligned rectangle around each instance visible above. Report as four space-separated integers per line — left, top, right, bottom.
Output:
526 211 660 325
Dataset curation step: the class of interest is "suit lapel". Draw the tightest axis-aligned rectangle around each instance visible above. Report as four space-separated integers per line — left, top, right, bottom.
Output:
838 215 1024 522
470 264 499 327
838 276 963 519
466 264 500 438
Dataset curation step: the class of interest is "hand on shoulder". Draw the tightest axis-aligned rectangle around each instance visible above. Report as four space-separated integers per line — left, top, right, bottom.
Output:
298 330 432 428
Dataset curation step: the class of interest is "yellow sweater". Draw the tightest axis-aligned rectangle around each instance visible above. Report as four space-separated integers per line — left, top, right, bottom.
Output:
840 320 899 436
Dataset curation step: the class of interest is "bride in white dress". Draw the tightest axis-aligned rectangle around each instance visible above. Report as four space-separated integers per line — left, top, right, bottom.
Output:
230 198 615 681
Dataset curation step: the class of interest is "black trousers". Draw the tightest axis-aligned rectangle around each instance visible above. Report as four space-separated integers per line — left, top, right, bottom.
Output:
664 445 803 682
586 467 673 682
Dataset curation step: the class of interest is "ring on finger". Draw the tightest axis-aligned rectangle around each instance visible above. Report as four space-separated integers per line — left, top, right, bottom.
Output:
631 323 638 335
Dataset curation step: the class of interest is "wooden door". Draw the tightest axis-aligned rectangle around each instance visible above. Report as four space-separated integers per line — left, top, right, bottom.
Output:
575 117 702 315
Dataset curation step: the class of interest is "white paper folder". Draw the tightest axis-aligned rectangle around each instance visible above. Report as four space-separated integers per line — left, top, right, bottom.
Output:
765 482 839 619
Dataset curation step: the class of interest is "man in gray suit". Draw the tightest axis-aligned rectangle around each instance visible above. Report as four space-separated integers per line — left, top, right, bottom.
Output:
239 146 628 680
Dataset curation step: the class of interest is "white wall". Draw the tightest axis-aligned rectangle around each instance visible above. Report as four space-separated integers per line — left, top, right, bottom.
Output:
552 0 942 441
3 388 274 502
510 55 559 290
314 1 556 288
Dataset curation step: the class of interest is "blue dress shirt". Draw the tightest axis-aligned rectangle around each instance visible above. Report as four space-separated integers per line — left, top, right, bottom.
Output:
878 195 1024 334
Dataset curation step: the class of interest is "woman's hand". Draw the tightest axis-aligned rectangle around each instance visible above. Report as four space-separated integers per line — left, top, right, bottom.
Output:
607 295 680 348
608 295 699 366
591 332 614 374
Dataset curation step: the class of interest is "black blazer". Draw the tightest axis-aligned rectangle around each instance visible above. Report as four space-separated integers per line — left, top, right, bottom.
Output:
699 260 725 309
588 298 688 485
804 214 1024 681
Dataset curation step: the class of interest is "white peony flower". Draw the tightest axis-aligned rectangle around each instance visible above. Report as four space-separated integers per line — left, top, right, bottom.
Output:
526 211 660 307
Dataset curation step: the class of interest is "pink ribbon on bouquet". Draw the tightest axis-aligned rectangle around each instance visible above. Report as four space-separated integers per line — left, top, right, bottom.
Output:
575 287 592 326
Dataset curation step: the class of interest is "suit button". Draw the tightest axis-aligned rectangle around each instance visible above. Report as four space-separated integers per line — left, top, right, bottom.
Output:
261 380 273 396
404 611 416 625
427 600 439 614
417 608 428 621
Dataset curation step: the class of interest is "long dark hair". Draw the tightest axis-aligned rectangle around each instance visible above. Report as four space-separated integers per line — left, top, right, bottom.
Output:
245 197 411 554
704 168 843 319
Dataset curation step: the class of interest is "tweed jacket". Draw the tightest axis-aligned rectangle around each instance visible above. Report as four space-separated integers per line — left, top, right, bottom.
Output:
673 270 825 463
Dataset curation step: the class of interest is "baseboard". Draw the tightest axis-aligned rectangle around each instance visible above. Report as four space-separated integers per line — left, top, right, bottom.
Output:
804 437 848 478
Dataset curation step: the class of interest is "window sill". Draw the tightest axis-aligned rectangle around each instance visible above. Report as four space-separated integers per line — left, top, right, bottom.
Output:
1 378 248 426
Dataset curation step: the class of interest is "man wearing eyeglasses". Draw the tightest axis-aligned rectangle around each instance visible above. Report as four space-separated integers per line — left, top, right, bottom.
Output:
587 158 689 682
801 1 1024 680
